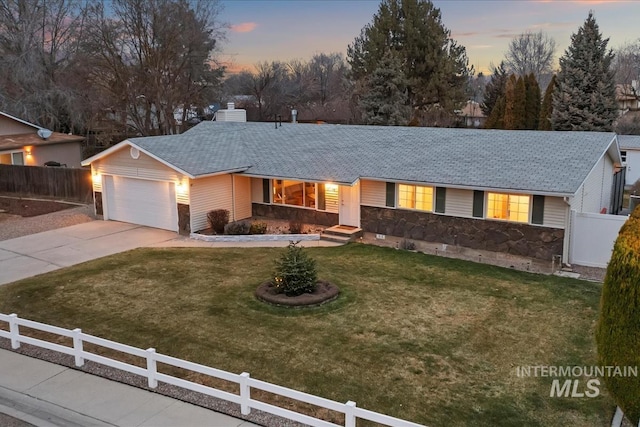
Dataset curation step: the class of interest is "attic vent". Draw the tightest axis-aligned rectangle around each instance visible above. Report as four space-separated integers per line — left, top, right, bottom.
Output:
130 147 140 159
37 129 52 139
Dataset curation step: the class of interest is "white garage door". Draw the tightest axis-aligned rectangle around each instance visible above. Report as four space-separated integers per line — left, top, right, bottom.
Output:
104 176 178 231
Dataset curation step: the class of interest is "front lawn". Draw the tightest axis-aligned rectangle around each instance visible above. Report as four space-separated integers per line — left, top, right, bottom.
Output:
0 244 613 426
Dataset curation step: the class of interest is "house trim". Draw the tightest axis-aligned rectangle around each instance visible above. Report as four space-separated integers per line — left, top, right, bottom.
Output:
358 176 575 198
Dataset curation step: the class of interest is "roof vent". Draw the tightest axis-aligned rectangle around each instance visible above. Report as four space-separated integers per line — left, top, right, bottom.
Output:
227 102 235 110
37 129 53 139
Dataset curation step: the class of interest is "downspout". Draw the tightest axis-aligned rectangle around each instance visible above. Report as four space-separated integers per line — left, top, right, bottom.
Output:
562 196 572 266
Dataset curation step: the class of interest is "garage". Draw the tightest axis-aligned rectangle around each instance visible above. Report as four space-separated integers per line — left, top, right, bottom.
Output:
104 176 178 232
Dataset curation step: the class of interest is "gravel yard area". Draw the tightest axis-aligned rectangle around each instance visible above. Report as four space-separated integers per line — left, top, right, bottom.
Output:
0 198 95 241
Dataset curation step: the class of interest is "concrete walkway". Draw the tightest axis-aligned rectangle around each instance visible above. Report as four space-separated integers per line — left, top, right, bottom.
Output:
0 349 258 427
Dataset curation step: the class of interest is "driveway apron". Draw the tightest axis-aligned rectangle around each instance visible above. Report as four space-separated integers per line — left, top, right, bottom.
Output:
0 222 177 286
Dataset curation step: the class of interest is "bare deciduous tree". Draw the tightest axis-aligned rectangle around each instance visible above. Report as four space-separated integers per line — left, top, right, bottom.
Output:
0 0 85 131
504 30 556 82
221 53 351 123
76 0 225 136
613 40 640 86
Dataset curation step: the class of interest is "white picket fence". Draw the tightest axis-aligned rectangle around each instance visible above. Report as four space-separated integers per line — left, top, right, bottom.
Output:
0 313 424 427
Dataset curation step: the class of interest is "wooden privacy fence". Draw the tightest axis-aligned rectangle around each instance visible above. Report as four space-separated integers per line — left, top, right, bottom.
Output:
0 164 92 203
0 313 425 427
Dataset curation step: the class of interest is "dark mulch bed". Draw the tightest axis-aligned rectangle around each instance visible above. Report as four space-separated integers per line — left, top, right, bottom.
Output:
255 280 340 307
0 196 76 217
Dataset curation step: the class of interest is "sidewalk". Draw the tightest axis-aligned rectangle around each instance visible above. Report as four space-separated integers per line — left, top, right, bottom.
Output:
0 349 258 427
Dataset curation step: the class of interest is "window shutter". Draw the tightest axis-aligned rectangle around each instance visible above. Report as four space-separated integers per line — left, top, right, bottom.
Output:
435 187 446 213
531 195 545 225
262 179 270 203
317 184 326 210
472 190 484 218
385 182 396 207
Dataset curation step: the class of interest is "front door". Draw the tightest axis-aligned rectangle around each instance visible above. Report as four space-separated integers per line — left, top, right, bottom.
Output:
339 181 361 227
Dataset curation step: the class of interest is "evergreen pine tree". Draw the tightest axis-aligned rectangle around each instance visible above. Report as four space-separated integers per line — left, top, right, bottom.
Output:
596 206 640 424
484 96 505 129
524 73 541 130
551 12 617 131
273 242 318 297
481 62 508 116
538 74 557 130
348 0 471 121
360 51 410 126
504 75 526 129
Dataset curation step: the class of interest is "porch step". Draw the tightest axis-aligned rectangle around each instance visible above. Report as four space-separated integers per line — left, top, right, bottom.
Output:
320 233 353 244
321 225 363 243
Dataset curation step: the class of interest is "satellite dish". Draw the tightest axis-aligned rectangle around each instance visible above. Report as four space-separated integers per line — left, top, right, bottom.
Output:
37 129 53 139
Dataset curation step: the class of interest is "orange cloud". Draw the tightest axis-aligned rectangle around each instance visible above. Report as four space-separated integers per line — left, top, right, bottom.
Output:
231 22 258 33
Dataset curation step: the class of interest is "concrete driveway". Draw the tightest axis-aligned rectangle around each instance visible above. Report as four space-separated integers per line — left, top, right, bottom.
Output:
0 221 178 286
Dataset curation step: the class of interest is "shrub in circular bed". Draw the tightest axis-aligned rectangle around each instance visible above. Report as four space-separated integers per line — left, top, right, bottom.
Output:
273 241 317 296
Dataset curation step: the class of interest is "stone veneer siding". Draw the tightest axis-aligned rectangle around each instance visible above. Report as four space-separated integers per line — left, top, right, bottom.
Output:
94 191 103 216
361 206 564 261
178 203 190 235
252 203 338 226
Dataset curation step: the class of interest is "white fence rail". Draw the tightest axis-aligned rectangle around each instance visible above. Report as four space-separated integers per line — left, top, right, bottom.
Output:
0 313 424 427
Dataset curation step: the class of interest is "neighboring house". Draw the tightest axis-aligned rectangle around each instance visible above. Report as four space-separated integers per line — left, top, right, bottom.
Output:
459 101 486 128
619 134 640 186
616 82 640 116
0 112 84 167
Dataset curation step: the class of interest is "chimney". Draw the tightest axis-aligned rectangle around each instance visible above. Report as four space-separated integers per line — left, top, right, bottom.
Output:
291 109 298 124
227 102 235 110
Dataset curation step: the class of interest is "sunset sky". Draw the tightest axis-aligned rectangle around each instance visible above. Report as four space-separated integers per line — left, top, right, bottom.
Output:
220 0 640 75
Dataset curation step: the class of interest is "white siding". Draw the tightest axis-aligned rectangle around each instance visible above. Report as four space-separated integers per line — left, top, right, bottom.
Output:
92 166 102 192
190 174 233 232
360 179 386 207
324 185 339 213
444 188 473 218
625 149 640 186
234 175 252 220
176 179 189 205
93 146 182 186
572 153 615 214
251 177 264 203
543 196 567 229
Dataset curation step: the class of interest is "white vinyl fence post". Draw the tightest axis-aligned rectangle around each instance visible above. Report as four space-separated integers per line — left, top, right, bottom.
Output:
146 348 158 388
8 313 20 349
72 328 84 367
239 372 251 415
345 400 356 427
611 406 624 427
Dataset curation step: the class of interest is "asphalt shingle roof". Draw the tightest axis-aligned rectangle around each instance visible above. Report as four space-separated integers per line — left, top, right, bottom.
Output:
127 122 616 196
618 135 640 150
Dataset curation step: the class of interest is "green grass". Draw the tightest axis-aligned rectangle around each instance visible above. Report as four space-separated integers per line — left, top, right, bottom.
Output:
0 244 614 426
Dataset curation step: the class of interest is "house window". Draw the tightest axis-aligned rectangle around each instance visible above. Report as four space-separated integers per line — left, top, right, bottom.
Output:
0 151 24 165
398 184 433 211
621 150 627 163
273 180 316 208
486 192 530 223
